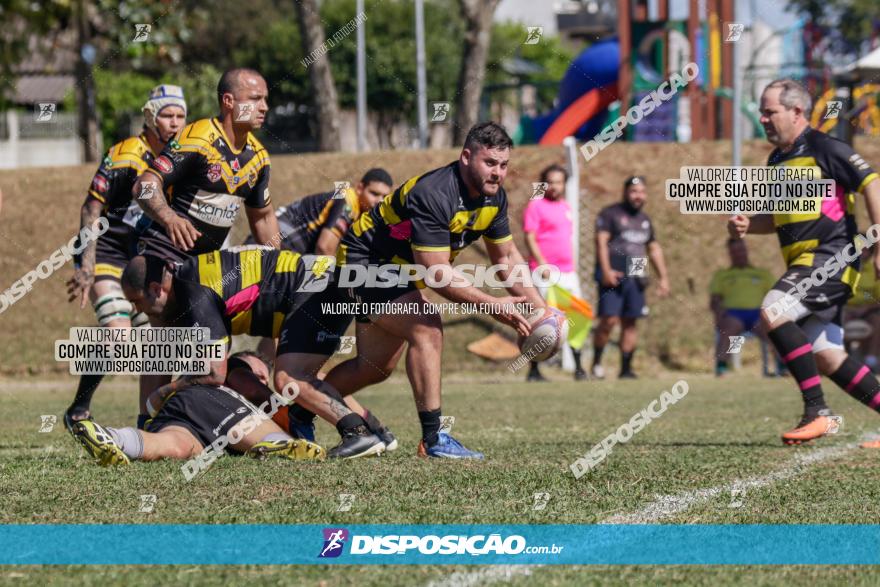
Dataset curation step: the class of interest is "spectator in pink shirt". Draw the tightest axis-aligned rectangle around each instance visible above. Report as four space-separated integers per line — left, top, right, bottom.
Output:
523 164 586 381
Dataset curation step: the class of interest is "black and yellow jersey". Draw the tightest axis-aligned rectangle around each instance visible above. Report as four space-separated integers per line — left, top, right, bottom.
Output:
170 248 331 345
244 188 360 253
145 117 271 254
338 162 512 266
88 133 156 226
769 127 878 290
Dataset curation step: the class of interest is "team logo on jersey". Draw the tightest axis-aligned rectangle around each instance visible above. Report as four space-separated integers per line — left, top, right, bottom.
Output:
207 163 222 183
231 158 241 172
247 171 257 187
189 190 241 227
103 154 113 168
153 155 173 174
168 139 180 150
91 174 109 194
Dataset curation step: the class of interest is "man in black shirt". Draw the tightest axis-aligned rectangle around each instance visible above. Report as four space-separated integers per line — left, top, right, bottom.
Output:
592 176 670 379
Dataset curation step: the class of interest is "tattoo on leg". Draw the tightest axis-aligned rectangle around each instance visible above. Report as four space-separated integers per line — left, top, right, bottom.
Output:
326 398 352 419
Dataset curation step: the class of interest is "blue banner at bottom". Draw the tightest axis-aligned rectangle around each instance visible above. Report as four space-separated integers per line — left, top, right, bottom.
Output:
2 525 878 565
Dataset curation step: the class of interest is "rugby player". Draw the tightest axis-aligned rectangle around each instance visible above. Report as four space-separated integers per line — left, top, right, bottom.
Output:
120 248 385 458
132 68 281 262
274 122 549 459
245 168 393 254
63 85 187 429
70 352 324 466
243 169 398 447
129 68 281 426
728 79 880 446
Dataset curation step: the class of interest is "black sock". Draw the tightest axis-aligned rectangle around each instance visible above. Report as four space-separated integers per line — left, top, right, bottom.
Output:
362 409 384 432
572 348 583 370
136 414 149 430
289 403 317 424
335 413 367 435
418 409 442 446
621 350 635 373
528 361 541 374
71 374 104 412
767 322 827 415
829 356 880 412
592 345 605 366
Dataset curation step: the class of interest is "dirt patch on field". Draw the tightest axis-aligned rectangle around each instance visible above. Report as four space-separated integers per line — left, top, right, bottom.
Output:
2 138 879 374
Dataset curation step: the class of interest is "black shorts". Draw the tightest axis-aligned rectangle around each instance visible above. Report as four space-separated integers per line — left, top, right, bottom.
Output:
93 218 137 282
145 385 262 450
276 284 355 356
771 265 852 324
337 267 420 323
135 228 192 264
597 277 647 319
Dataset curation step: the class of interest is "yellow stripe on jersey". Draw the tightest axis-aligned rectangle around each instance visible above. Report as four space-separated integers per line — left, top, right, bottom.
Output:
239 249 262 289
842 265 860 290
859 172 879 193
449 207 498 233
412 244 452 252
353 211 375 237
198 251 224 296
484 234 513 244
336 244 348 266
94 263 123 278
271 312 285 338
780 237 819 267
345 187 361 219
107 135 151 173
88 190 107 203
772 157 823 226
308 199 336 232
230 310 253 335
274 251 301 273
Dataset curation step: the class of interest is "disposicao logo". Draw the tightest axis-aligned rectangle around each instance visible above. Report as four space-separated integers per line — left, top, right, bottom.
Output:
318 528 349 558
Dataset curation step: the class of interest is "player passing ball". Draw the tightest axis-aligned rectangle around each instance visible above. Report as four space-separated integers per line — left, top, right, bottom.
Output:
728 79 880 446
275 122 555 460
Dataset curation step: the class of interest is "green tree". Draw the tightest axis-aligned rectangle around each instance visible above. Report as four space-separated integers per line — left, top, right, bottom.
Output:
488 22 575 106
788 0 880 54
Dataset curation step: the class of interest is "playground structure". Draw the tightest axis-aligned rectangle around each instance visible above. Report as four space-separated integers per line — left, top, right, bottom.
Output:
513 0 879 147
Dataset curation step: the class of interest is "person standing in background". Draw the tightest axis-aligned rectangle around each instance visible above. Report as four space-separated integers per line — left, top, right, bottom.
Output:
523 164 587 381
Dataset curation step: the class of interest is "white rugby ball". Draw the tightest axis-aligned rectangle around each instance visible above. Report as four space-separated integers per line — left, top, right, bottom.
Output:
519 308 568 362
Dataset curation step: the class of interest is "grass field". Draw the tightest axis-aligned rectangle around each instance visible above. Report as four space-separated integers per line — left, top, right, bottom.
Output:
3 369 880 584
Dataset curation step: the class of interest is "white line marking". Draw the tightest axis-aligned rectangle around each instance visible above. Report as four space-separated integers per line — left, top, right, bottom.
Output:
605 442 856 524
425 436 868 587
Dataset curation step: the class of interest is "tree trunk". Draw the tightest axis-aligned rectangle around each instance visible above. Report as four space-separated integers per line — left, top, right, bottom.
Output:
453 0 500 145
75 0 100 162
295 0 342 151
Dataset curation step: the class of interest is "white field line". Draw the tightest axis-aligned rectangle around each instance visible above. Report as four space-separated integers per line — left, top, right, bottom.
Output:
425 436 869 587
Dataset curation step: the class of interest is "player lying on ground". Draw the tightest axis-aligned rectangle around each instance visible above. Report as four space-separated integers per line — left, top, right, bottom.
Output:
729 78 880 446
243 169 399 446
120 248 386 459
70 352 324 466
274 122 549 460
64 85 187 429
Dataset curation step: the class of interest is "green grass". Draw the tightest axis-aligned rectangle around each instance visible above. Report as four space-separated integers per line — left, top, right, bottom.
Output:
2 371 880 584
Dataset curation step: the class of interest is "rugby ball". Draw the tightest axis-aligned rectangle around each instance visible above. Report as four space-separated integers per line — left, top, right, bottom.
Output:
519 308 568 362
